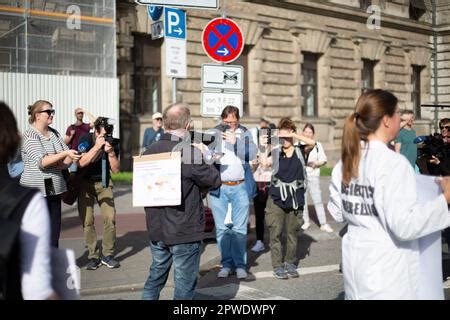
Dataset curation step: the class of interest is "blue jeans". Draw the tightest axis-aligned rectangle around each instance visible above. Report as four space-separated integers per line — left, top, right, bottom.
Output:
142 240 201 300
209 183 249 270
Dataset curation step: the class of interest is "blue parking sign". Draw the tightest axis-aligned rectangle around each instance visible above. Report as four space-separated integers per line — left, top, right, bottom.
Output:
164 7 186 40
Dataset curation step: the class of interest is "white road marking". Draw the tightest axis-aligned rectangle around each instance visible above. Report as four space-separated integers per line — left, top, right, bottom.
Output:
196 283 289 300
252 264 341 279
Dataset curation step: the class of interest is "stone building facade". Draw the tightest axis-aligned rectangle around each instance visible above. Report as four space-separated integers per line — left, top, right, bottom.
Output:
117 0 450 170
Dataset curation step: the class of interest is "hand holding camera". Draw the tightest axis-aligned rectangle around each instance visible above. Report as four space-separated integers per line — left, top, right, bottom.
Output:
430 155 440 165
104 141 114 155
222 130 236 145
94 135 106 150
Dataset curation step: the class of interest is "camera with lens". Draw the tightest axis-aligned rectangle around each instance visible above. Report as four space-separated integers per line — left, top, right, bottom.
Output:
95 117 118 145
416 133 450 174
417 134 449 160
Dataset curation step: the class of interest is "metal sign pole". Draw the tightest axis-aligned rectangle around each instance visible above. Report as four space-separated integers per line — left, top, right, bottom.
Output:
172 77 177 103
432 0 439 132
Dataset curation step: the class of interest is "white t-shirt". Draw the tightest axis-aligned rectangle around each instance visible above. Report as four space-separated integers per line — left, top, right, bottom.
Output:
20 193 54 300
306 141 327 177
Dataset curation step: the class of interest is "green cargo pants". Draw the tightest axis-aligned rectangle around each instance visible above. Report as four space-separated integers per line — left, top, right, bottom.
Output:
265 197 304 269
78 180 116 259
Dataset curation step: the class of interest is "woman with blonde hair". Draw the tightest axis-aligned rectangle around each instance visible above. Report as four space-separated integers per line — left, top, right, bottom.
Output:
21 100 81 247
328 89 450 299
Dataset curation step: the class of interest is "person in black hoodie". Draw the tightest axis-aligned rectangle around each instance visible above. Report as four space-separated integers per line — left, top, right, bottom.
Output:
142 103 221 300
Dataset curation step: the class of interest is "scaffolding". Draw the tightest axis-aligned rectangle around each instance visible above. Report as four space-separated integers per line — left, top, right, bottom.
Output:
0 0 116 77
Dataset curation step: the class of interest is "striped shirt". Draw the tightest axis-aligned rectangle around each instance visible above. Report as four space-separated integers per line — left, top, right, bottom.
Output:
20 126 69 196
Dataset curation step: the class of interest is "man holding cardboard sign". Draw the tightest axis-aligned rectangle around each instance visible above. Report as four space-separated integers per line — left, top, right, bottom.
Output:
141 103 221 300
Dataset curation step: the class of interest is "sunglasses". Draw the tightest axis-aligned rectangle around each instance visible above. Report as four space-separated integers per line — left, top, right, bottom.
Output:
38 109 55 116
77 112 84 115
440 125 450 130
155 118 162 121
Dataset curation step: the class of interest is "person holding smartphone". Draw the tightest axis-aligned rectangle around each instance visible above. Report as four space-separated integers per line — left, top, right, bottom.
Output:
21 100 81 247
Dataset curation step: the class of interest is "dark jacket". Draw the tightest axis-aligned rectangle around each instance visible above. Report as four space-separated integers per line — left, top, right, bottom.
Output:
144 133 221 245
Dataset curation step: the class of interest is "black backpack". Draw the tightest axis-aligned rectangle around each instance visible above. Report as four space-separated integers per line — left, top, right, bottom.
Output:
0 179 38 300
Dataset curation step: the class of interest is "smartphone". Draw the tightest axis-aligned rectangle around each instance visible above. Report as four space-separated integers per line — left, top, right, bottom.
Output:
222 125 231 132
44 178 56 196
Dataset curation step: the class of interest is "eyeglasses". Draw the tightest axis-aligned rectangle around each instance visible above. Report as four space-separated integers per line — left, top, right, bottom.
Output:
223 121 238 125
38 109 55 116
440 125 450 130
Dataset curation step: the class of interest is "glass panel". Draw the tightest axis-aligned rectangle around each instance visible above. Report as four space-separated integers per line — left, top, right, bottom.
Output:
301 52 318 118
362 59 375 94
0 0 116 77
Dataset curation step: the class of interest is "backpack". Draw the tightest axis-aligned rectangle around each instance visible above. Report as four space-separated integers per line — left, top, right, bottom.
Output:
270 144 308 210
0 179 38 300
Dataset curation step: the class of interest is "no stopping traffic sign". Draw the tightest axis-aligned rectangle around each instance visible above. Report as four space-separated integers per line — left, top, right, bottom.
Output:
202 18 244 63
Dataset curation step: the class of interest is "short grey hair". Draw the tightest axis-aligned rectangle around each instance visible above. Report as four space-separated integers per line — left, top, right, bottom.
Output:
163 103 191 130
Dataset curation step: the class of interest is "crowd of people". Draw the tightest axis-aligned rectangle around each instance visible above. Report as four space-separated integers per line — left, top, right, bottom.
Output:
1 88 450 300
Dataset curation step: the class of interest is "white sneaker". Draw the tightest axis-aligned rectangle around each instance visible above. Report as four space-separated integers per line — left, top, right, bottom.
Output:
217 267 231 278
320 224 333 233
236 268 247 279
251 240 265 252
301 222 310 230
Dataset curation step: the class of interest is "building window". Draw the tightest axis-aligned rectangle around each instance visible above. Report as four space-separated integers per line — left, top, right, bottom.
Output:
361 59 376 95
360 0 372 10
133 35 162 115
412 65 423 119
301 52 319 118
409 0 426 20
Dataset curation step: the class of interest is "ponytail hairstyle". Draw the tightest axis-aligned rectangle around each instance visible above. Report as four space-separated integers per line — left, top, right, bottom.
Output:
342 89 398 185
28 100 52 124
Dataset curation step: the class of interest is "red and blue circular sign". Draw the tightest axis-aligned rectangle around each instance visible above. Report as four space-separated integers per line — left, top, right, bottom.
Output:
202 18 244 64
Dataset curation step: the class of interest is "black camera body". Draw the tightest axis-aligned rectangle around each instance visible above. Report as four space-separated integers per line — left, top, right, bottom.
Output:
95 117 117 145
417 134 450 161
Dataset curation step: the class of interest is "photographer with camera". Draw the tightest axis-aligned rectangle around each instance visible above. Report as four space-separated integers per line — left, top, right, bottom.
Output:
208 106 257 279
77 117 120 270
250 119 276 253
427 118 450 176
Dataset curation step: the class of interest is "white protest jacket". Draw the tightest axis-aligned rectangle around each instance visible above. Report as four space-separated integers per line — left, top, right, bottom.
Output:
328 140 450 299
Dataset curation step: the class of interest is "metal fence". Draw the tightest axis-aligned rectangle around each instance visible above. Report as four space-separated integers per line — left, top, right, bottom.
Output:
0 71 119 137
